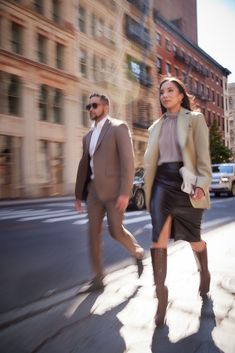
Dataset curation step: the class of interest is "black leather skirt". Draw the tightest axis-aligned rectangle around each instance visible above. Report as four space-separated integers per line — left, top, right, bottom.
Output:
150 162 204 243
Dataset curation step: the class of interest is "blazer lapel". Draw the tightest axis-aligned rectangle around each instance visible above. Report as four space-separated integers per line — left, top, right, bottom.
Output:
85 130 93 154
177 107 191 149
94 119 111 153
147 117 164 164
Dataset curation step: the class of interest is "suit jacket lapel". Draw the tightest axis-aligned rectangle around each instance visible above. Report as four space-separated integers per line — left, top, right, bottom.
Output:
85 130 93 154
177 107 191 149
94 118 111 153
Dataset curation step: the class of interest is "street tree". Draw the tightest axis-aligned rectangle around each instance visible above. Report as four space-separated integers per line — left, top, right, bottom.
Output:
209 120 233 163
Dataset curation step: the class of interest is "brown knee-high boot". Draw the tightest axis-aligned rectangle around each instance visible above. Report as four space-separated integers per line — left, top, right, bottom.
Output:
151 248 168 326
193 244 210 297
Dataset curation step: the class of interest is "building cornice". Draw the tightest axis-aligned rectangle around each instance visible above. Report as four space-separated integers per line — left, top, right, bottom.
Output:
0 49 78 82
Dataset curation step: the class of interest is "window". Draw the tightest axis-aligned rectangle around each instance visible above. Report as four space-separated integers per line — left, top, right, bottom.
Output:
81 94 89 127
51 142 63 185
156 32 161 46
56 43 64 69
0 135 22 195
174 67 179 77
107 24 115 44
8 75 21 116
91 14 97 37
182 71 187 83
207 111 211 126
97 18 104 38
37 34 47 63
0 72 21 116
165 38 171 51
33 0 44 15
38 85 63 123
39 85 48 121
201 84 204 95
221 95 224 109
217 93 220 107
165 63 171 75
11 22 23 54
222 116 225 131
80 50 87 77
156 57 162 74
37 140 49 182
52 89 63 123
93 55 99 81
37 140 63 187
78 6 86 33
52 0 60 23
212 90 215 103
188 76 193 90
172 44 177 55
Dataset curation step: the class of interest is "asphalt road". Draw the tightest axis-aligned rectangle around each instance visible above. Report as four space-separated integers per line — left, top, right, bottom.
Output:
0 195 234 314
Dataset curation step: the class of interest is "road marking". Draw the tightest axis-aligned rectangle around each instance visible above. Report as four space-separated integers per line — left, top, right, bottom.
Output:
73 219 89 225
0 209 50 220
44 213 87 223
124 215 151 224
19 210 78 221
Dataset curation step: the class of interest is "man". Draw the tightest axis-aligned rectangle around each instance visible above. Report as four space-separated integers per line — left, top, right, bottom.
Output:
75 93 144 292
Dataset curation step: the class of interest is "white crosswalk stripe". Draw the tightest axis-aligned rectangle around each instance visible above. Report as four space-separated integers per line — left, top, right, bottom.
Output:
0 207 151 227
0 198 232 230
0 209 51 220
19 210 78 221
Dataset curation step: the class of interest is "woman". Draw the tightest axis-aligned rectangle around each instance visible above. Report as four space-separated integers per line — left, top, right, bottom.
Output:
144 77 212 327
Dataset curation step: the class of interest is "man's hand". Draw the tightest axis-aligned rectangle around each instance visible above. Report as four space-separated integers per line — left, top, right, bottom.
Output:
115 195 129 213
192 187 205 201
75 199 85 212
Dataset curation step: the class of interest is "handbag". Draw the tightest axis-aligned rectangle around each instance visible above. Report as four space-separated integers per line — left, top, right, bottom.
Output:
179 166 197 195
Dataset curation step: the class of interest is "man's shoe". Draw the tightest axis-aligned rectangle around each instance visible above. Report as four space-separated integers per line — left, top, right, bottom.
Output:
80 277 104 293
136 257 144 277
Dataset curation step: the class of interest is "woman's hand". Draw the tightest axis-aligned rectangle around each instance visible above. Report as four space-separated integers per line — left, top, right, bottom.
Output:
192 187 205 201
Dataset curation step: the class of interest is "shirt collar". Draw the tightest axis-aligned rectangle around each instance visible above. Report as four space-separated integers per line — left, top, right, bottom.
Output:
92 115 109 130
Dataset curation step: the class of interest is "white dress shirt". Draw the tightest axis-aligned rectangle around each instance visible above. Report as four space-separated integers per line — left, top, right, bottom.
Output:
89 116 108 179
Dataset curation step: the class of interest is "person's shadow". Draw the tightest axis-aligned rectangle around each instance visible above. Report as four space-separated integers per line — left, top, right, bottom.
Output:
27 283 140 353
151 297 222 353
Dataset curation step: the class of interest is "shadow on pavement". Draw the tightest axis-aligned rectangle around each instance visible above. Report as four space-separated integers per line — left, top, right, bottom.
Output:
151 297 222 353
31 286 140 353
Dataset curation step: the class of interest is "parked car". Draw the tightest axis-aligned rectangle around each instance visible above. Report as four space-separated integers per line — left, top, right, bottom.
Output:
210 163 235 197
129 168 145 210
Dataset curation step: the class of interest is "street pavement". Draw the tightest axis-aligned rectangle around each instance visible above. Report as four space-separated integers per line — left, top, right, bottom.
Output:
0 207 235 353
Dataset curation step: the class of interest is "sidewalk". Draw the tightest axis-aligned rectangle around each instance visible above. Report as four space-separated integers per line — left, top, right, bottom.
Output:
0 222 234 353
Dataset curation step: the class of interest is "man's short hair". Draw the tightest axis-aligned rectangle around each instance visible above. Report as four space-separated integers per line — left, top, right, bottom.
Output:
89 93 109 105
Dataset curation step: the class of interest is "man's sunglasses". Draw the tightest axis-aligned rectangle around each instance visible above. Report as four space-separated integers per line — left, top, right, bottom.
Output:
86 103 100 111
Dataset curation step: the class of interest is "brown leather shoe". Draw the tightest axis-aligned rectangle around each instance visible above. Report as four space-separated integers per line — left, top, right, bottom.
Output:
136 257 144 277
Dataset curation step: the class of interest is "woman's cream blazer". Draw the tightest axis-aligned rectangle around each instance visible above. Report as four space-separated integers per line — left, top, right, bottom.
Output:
144 107 212 212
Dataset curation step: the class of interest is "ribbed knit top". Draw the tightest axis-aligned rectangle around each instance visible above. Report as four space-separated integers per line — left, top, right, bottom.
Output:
157 113 183 166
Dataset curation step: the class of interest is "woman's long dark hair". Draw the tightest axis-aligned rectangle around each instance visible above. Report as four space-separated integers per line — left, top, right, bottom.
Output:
159 76 195 114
